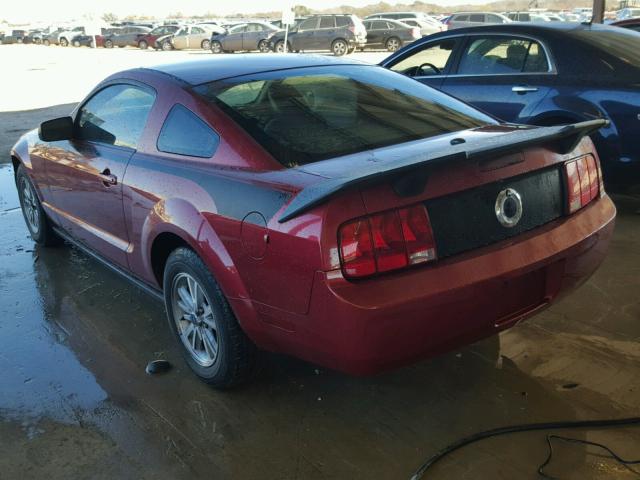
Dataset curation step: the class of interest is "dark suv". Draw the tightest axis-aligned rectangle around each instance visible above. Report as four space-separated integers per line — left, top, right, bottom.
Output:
269 14 367 55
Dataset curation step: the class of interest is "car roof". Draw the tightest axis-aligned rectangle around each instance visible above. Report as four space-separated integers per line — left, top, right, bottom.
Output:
145 54 369 85
429 21 617 35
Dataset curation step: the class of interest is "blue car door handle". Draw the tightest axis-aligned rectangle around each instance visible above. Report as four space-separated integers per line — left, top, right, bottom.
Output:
512 85 539 94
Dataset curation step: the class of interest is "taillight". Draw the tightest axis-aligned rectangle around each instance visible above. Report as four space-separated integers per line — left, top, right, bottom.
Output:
338 204 437 279
564 155 601 214
348 25 355 33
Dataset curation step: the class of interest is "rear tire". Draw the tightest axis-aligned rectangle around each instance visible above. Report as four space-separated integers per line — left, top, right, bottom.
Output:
385 37 401 52
104 39 113 48
59 37 68 47
43 39 50 46
138 39 148 49
201 39 211 50
16 166 61 246
258 39 270 53
331 38 348 56
163 247 259 388
210 40 222 53
72 39 80 47
161 40 173 51
275 40 291 53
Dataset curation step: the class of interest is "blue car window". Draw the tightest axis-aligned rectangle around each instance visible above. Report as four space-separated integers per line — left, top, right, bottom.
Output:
157 104 220 158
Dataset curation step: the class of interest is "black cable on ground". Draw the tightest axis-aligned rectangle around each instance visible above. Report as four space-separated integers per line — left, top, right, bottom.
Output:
410 416 640 480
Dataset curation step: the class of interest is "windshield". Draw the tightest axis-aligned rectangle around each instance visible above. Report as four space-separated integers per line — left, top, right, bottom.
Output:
194 65 493 167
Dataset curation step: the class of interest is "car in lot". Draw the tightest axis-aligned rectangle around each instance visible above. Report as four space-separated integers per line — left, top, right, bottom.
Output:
1 30 27 44
104 26 151 48
12 54 615 387
381 22 640 193
43 26 85 46
269 14 367 55
210 21 279 53
24 30 45 44
611 17 640 32
506 11 552 22
444 12 512 29
157 24 221 50
362 18 421 51
270 17 307 29
616 7 640 21
136 24 181 49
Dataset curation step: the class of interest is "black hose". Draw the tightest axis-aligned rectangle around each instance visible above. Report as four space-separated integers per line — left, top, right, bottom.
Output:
410 416 640 480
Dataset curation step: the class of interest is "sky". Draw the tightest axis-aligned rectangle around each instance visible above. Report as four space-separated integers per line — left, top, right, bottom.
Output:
2 0 488 24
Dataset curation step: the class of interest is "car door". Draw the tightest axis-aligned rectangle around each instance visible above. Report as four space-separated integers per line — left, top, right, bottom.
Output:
365 20 386 47
316 16 337 49
383 37 462 90
173 27 188 49
242 23 261 50
439 34 554 122
291 17 318 50
189 26 207 48
225 25 246 50
45 83 155 268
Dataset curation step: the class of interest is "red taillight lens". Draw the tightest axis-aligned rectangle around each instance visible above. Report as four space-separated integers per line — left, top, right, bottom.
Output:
338 218 375 278
399 204 437 265
338 204 437 279
370 210 407 272
564 155 600 214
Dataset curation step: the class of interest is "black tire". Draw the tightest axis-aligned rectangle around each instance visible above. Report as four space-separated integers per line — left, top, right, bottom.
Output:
163 247 258 388
258 39 270 53
43 39 50 46
104 39 113 48
385 36 402 52
331 38 348 56
201 39 210 50
275 40 291 53
161 40 173 51
72 40 80 47
138 39 148 49
210 40 222 54
59 37 68 47
16 165 61 246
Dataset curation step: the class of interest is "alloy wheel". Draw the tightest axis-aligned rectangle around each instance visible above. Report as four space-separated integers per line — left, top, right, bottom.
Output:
171 272 219 367
20 177 40 236
201 39 210 50
211 41 222 53
258 40 269 53
332 40 347 56
387 38 400 52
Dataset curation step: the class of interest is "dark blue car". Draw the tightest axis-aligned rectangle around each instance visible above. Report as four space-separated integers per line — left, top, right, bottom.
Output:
381 23 640 193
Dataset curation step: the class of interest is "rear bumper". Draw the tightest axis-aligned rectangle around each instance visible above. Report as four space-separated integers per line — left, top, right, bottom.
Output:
243 195 616 375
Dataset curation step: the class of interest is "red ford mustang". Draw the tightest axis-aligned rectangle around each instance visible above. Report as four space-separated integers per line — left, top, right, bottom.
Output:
11 55 615 388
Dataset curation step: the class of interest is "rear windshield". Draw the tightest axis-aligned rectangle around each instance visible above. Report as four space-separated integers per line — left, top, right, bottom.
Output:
194 65 493 167
570 29 640 69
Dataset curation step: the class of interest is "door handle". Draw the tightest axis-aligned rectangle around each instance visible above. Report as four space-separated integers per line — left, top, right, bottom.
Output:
98 169 117 186
512 85 538 94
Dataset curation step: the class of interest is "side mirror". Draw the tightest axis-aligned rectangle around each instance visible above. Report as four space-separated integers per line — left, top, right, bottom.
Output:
38 116 74 142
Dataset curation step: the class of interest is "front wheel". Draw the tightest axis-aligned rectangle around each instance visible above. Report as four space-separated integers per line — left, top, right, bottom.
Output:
258 39 270 53
331 39 348 56
72 39 80 47
210 40 222 54
163 248 258 388
16 166 61 246
161 40 173 51
59 37 68 47
386 37 401 52
274 40 290 53
201 39 211 50
104 39 113 48
138 39 148 49
43 39 50 46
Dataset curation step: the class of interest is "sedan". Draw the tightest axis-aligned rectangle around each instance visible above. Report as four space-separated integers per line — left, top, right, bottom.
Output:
104 26 151 48
382 22 640 193
12 55 614 387
362 18 421 51
136 24 181 49
210 21 279 53
159 25 221 50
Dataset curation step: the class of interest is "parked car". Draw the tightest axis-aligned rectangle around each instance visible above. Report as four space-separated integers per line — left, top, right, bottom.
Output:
12 54 614 387
506 12 552 22
104 26 151 48
157 24 221 51
137 24 181 49
24 30 45 44
381 22 640 193
444 12 511 29
1 30 27 44
362 18 420 51
616 7 640 20
269 14 367 55
44 26 84 46
270 17 307 29
210 21 279 53
398 18 443 36
612 17 640 32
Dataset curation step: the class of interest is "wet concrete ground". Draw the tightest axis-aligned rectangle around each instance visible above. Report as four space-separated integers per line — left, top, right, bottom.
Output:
1 46 640 480
2 171 640 480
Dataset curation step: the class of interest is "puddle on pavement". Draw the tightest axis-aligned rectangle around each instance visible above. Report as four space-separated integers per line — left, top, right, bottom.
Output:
1 162 639 479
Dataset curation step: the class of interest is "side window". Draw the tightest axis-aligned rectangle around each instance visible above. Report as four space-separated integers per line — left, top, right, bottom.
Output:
319 16 336 28
470 14 485 22
157 105 220 158
385 21 396 29
458 37 549 75
336 16 349 27
486 14 505 23
76 84 155 149
192 27 204 34
371 20 385 29
363 21 371 30
299 17 318 30
389 39 458 76
455 14 469 22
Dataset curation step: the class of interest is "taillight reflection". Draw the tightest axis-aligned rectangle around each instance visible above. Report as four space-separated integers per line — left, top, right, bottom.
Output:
564 155 601 214
338 204 437 279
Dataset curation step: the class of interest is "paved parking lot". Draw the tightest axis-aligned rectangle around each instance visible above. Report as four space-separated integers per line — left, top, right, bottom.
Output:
1 44 639 480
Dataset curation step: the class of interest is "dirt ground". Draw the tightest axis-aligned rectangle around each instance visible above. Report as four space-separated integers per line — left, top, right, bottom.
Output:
1 44 639 480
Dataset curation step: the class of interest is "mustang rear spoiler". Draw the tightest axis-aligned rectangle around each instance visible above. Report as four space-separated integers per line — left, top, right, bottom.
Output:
277 119 606 223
